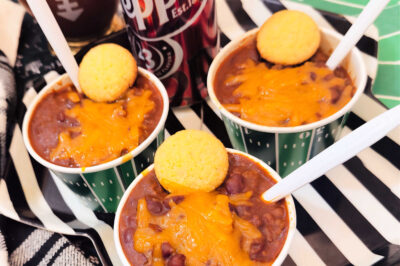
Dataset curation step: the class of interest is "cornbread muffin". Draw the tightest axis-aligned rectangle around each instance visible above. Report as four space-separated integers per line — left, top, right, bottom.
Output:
78 43 138 102
154 130 229 193
257 10 320 65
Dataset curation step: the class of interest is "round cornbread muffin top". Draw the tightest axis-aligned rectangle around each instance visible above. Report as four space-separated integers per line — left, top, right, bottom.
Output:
78 43 137 102
154 130 229 193
257 10 320 65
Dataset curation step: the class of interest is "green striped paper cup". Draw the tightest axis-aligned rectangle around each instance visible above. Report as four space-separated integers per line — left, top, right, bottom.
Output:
207 28 367 177
22 69 169 213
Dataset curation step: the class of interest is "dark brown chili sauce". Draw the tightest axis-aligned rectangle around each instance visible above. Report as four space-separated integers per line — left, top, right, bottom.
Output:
214 36 355 127
119 153 290 265
28 74 163 168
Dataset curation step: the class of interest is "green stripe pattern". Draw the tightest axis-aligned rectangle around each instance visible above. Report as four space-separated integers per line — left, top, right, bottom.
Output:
51 130 164 213
222 113 346 177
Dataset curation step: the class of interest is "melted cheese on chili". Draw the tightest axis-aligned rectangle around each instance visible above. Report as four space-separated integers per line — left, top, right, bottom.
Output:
49 89 154 167
134 191 264 266
222 60 353 127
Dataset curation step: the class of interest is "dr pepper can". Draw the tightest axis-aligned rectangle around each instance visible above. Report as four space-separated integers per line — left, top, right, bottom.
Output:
120 0 218 106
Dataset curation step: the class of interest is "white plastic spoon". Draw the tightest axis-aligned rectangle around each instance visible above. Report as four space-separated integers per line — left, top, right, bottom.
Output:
263 105 400 202
26 0 81 92
326 0 390 70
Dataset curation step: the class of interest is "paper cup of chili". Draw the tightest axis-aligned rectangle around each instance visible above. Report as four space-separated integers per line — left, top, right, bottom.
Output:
207 28 367 177
114 148 296 265
22 68 169 213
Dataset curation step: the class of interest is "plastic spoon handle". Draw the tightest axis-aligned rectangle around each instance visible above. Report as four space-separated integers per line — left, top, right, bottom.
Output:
326 0 390 70
263 105 400 202
26 0 81 92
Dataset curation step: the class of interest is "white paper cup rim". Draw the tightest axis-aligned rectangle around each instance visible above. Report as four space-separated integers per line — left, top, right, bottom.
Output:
22 68 169 174
114 148 296 266
207 28 367 133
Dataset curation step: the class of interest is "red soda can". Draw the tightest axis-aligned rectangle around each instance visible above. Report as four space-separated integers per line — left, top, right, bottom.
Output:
120 0 218 106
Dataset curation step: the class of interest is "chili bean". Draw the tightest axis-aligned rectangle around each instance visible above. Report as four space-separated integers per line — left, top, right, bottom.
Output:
310 72 317 81
122 228 133 243
324 73 334 81
243 172 259 191
263 213 273 224
126 216 137 228
145 196 165 215
249 238 265 260
120 148 129 156
334 68 347 78
135 253 148 265
330 85 342 104
225 173 244 194
271 207 284 218
167 254 186 266
161 242 174 258
69 131 81 139
235 205 251 219
250 215 262 227
149 223 163 233
163 195 185 208
261 226 273 242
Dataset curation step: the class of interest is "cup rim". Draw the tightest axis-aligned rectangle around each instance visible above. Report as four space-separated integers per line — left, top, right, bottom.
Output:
113 148 297 266
207 27 367 133
22 68 169 174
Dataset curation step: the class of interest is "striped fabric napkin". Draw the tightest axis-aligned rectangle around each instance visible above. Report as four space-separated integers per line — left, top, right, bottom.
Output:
0 230 8 266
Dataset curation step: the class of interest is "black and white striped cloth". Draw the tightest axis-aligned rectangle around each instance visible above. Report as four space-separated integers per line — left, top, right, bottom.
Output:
1 0 399 265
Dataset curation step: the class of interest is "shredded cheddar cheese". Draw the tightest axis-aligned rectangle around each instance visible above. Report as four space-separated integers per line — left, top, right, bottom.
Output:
223 60 354 127
134 191 263 266
49 89 154 167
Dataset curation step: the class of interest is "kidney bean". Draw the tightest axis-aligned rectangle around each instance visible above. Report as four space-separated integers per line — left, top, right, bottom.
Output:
167 254 186 266
163 195 185 208
330 85 342 104
122 228 134 243
249 238 265 260
148 223 162 233
310 72 317 81
120 148 129 156
225 173 244 194
235 205 251 219
250 215 262 227
145 196 165 215
334 68 347 78
271 207 284 218
125 216 137 228
323 73 334 81
161 242 174 259
262 212 273 224
69 130 81 139
134 253 148 265
261 226 273 242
